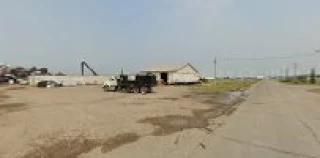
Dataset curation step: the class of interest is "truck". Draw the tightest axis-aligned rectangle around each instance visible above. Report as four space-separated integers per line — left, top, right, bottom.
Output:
103 74 156 94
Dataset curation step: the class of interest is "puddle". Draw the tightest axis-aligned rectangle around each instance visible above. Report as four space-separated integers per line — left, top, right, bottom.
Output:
23 133 140 158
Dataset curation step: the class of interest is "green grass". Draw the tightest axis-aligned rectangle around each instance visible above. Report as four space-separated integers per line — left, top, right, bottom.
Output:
279 80 320 86
191 79 259 94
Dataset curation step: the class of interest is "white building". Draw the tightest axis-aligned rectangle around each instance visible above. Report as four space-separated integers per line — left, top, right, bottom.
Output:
141 63 201 84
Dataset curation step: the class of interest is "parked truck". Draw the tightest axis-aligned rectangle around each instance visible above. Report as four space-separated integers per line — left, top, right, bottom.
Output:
103 74 156 94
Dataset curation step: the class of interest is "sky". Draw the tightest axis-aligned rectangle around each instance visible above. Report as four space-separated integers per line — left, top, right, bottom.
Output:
1 0 320 77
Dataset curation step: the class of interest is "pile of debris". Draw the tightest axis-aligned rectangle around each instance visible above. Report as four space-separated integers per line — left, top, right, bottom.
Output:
0 64 52 85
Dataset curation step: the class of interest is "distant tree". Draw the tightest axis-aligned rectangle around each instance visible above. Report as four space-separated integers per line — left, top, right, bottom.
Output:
297 75 307 83
55 72 66 76
310 68 316 84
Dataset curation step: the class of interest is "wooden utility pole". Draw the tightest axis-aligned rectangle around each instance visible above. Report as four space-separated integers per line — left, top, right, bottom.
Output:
285 67 290 81
293 63 298 80
120 67 124 75
214 57 217 85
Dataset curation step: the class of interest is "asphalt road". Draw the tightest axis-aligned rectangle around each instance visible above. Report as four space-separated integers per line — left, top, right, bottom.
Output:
98 81 320 158
195 81 320 158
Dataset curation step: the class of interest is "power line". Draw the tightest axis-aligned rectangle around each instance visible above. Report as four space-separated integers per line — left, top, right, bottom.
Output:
221 52 318 61
293 63 298 79
210 51 319 78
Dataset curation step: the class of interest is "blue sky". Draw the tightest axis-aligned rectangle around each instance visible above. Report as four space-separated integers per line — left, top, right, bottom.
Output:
1 0 320 76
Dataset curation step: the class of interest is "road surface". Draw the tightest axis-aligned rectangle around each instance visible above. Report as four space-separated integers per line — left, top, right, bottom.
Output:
96 81 320 158
195 81 320 158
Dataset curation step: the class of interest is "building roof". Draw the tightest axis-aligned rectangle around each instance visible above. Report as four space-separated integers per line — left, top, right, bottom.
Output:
141 63 199 73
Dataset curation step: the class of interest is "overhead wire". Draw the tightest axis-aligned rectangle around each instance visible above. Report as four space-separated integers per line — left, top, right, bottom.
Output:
220 52 318 61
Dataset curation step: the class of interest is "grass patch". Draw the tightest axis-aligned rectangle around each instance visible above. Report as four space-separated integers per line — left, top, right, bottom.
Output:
191 79 258 94
281 81 320 86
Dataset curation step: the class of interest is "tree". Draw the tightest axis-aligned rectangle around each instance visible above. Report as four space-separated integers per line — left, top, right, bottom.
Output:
55 72 66 76
310 68 316 84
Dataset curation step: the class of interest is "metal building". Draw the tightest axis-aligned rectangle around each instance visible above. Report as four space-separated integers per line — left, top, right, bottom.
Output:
141 63 201 85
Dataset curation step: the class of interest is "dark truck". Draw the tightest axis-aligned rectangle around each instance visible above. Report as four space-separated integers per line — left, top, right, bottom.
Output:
103 74 156 94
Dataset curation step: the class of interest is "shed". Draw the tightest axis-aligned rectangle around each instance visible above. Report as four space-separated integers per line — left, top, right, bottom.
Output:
141 63 201 85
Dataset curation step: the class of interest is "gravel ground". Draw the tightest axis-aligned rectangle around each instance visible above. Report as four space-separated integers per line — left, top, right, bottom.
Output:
0 85 243 158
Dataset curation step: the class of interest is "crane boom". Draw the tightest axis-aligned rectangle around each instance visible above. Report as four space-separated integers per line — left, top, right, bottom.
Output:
81 61 98 76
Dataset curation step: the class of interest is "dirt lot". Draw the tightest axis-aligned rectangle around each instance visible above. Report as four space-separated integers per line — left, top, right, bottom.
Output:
0 85 245 158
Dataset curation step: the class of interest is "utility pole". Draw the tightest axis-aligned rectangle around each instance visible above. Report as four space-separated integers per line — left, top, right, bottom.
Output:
280 68 283 80
214 57 217 85
120 67 124 75
285 67 290 81
293 63 298 80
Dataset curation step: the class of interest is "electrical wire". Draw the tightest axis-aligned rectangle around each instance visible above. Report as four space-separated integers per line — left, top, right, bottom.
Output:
220 52 318 61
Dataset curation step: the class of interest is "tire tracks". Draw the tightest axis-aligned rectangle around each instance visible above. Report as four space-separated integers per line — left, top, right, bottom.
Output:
223 136 317 158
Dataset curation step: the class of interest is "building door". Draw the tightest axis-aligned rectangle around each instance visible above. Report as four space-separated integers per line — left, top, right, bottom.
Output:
160 72 168 83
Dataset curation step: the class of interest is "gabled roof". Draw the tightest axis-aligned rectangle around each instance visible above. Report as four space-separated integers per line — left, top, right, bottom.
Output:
141 63 199 73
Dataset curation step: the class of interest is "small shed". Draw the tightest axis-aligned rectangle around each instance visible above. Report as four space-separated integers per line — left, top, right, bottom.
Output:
141 63 201 85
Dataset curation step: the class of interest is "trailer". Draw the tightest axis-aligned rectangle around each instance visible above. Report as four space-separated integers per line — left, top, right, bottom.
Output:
103 74 156 94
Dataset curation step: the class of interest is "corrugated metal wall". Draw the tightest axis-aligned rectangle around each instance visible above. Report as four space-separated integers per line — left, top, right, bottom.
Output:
168 65 200 84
